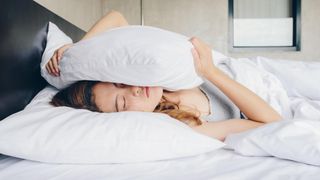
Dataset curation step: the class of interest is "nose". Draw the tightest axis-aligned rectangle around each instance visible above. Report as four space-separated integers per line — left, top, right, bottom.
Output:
131 86 144 97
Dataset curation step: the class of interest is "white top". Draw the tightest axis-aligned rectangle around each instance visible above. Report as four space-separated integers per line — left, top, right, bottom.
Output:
199 78 245 121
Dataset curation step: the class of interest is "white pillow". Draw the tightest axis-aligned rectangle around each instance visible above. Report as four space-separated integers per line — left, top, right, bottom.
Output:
224 118 320 166
0 86 225 164
40 22 73 83
41 22 205 91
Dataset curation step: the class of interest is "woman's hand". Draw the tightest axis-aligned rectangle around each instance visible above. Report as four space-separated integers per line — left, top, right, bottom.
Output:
45 43 73 76
189 37 217 78
191 37 283 123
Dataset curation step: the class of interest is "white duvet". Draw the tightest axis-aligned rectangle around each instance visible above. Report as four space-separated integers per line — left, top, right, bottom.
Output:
216 56 320 166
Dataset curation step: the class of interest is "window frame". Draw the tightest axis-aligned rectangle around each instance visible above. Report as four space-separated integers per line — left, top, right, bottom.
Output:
228 0 301 52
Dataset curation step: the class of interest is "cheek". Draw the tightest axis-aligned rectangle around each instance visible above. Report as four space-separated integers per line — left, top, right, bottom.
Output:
149 87 163 110
129 87 163 112
150 87 163 100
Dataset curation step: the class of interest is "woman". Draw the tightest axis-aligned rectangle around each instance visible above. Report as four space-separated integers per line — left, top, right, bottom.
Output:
47 10 282 141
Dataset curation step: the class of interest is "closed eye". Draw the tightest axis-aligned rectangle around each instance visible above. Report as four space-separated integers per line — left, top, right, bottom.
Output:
114 83 125 88
113 83 126 111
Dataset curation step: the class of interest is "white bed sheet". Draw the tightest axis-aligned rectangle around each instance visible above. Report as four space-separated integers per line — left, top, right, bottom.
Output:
1 148 319 180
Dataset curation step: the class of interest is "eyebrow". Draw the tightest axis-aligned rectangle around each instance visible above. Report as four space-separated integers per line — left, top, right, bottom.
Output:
115 94 119 112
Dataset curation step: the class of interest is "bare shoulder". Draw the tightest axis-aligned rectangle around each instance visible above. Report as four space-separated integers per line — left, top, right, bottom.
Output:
191 119 265 141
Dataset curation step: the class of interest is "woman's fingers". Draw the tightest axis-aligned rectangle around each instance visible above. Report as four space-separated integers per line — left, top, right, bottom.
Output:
46 53 59 76
190 37 204 77
47 60 55 76
190 37 206 56
189 37 200 53
191 48 200 61
189 36 216 78
45 65 51 75
57 49 63 61
57 43 72 60
45 43 73 77
52 53 60 75
191 48 203 77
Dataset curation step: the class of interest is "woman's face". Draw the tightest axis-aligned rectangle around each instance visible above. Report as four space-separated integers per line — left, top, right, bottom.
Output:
92 82 164 113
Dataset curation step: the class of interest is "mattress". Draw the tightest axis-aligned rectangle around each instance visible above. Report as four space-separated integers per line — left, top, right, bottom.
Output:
0 148 319 180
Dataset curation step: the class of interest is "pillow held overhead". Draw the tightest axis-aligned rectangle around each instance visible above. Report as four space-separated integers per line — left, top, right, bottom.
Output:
41 23 204 91
40 22 73 81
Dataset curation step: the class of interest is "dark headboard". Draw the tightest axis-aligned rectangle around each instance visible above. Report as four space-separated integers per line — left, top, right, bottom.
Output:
0 0 85 120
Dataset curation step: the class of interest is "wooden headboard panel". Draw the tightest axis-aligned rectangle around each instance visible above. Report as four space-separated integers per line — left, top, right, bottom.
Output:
0 0 85 120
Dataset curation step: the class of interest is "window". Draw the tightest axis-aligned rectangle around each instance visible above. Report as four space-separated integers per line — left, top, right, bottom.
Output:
228 0 301 51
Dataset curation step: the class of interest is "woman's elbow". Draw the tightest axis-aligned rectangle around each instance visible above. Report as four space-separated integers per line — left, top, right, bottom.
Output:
269 112 283 122
107 10 129 26
259 113 283 123
106 10 121 16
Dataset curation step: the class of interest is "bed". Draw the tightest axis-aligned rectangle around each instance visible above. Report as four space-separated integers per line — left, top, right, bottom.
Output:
1 0 320 179
0 148 319 180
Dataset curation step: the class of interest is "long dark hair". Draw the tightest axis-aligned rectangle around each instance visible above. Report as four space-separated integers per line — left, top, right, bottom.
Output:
50 81 101 112
50 81 203 126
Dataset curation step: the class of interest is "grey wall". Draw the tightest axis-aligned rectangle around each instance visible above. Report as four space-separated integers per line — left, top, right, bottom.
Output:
234 0 292 18
34 0 103 31
102 0 141 25
35 0 320 61
103 0 320 61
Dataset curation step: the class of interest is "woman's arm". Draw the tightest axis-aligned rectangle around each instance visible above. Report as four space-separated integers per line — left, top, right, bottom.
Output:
80 10 129 41
192 119 264 141
190 37 282 123
189 37 282 141
46 10 129 76
204 67 282 123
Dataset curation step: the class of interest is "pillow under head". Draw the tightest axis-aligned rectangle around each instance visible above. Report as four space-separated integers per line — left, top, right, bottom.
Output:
0 86 225 163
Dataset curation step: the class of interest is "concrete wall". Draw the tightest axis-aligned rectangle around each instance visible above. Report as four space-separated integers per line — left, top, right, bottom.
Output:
103 0 320 61
234 0 292 18
101 0 141 25
231 0 320 61
34 0 320 61
33 0 103 31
